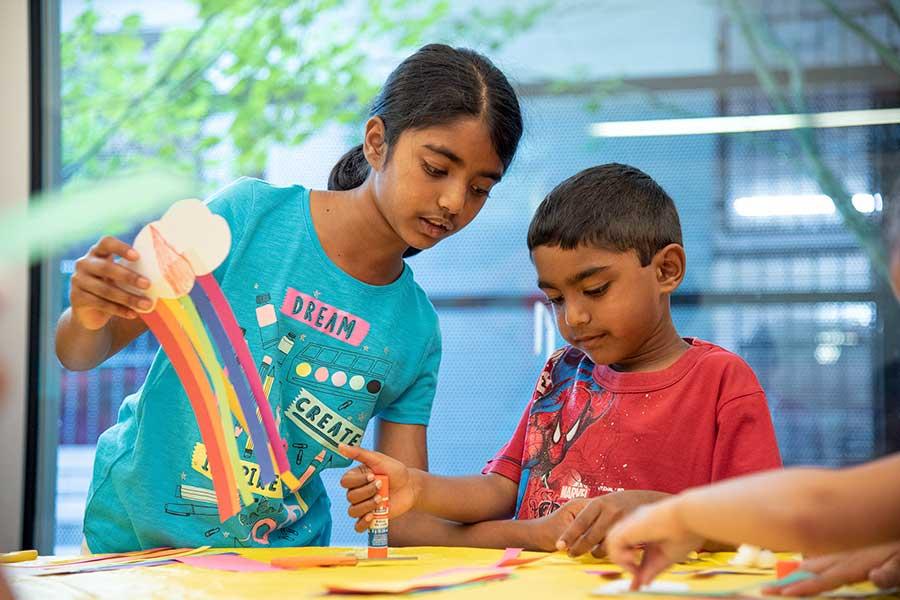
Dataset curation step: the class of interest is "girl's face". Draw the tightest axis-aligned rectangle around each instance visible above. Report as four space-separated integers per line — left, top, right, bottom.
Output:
367 117 504 250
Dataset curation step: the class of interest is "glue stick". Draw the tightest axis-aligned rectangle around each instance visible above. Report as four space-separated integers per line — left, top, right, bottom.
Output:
367 475 389 559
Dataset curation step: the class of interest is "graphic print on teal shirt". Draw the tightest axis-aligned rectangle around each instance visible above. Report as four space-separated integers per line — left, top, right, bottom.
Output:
84 178 440 551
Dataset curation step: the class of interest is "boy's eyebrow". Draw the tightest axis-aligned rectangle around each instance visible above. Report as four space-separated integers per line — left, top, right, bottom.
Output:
422 143 502 181
538 266 610 290
569 266 609 285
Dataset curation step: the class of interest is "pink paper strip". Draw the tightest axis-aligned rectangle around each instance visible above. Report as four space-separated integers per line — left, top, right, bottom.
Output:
176 553 281 572
494 547 549 567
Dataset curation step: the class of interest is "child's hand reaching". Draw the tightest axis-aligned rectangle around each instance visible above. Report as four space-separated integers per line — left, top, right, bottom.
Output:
556 490 670 558
765 542 900 596
70 236 152 329
338 444 420 532
605 499 706 589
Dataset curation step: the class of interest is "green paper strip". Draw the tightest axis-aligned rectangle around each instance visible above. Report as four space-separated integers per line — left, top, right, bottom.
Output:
0 170 194 264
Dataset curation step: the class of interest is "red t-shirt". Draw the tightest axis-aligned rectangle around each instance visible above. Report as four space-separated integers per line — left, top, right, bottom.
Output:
483 339 782 519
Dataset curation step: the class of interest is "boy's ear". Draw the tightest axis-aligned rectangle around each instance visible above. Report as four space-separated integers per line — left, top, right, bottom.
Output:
363 116 388 170
653 243 686 293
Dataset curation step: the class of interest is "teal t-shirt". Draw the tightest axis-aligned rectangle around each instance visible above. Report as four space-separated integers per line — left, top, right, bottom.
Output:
84 178 441 552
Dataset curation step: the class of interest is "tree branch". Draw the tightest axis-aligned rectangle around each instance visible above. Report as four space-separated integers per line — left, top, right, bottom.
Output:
61 9 225 181
817 0 900 78
724 0 888 279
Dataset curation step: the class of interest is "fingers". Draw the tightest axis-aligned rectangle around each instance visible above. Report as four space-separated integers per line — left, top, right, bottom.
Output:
632 544 676 589
340 464 374 489
354 514 375 533
346 478 382 505
557 500 602 553
338 443 390 472
348 497 385 519
72 273 152 312
92 236 139 261
71 237 153 322
776 571 855 596
71 288 139 320
568 504 621 557
870 553 900 589
341 463 387 522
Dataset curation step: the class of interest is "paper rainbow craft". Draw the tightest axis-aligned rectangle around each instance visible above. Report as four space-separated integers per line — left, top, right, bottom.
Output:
126 199 299 521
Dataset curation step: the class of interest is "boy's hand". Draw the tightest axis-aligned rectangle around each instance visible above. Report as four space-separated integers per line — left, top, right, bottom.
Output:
556 490 669 557
70 236 152 329
605 499 705 589
338 443 420 532
521 498 591 551
765 542 900 596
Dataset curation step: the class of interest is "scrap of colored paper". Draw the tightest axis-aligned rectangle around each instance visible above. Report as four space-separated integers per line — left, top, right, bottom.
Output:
493 547 551 568
593 570 817 597
175 553 281 572
0 169 193 264
670 568 772 577
324 566 513 595
21 548 211 576
29 559 178 576
10 546 204 570
586 570 624 579
594 580 692 596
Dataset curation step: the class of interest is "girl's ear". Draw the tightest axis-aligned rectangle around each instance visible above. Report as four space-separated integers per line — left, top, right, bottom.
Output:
363 116 388 171
653 243 686 294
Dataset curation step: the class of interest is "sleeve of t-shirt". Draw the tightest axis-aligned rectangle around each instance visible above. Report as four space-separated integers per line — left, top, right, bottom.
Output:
481 401 529 484
711 364 783 481
481 351 562 483
378 328 441 426
204 177 257 279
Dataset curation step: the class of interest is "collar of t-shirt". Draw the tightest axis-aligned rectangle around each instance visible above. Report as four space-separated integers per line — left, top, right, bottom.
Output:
592 337 714 393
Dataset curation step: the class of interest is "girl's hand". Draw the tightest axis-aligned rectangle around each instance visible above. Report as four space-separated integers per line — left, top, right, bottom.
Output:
70 236 152 329
338 444 420 532
605 499 705 590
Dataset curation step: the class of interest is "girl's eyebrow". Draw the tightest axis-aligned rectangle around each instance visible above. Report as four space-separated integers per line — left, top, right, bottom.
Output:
423 143 502 182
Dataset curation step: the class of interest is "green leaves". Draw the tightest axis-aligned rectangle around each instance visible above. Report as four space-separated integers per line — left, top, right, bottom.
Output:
61 0 548 188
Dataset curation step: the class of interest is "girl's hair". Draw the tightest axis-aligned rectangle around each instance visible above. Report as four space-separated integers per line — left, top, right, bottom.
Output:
327 43 523 192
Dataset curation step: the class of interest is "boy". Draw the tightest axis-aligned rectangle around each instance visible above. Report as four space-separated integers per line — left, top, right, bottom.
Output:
604 185 900 594
340 163 782 552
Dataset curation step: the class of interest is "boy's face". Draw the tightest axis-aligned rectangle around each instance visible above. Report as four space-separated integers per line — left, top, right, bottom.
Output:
533 243 678 367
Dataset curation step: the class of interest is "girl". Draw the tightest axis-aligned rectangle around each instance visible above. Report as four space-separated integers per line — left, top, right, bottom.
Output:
56 43 523 552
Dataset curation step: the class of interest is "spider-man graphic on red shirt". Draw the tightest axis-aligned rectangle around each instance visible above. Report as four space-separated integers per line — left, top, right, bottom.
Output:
514 348 616 519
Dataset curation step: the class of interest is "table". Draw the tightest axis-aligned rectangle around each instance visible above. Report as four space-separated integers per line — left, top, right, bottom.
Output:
6 547 894 599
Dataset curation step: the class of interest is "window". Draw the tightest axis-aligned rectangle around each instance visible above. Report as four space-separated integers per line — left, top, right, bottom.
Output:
39 0 900 552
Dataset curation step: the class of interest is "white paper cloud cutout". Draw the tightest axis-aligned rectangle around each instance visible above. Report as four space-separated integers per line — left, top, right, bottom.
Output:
125 199 231 309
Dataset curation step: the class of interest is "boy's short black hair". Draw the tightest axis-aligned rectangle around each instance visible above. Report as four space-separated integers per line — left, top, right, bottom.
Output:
527 163 683 266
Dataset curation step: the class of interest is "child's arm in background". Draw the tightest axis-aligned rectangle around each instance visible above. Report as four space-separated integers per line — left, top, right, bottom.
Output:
341 443 677 551
340 443 582 550
55 236 151 371
340 442 517 528
606 453 900 587
767 542 900 596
